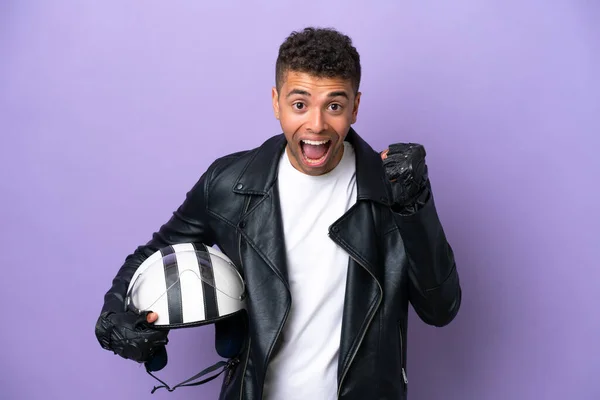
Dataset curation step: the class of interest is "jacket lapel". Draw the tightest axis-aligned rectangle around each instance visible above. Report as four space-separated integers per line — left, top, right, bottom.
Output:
332 127 391 284
233 134 290 285
231 128 391 286
238 187 289 284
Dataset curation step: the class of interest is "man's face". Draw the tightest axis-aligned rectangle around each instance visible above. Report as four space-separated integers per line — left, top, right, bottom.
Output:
272 70 361 176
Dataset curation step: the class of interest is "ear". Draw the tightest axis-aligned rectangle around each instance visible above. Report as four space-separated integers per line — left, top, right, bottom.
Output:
272 87 280 120
351 92 361 124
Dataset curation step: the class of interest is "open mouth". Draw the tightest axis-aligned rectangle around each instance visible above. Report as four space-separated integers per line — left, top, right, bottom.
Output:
299 139 332 167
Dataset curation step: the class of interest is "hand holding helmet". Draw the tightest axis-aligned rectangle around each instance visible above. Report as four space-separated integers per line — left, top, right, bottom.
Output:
95 308 168 363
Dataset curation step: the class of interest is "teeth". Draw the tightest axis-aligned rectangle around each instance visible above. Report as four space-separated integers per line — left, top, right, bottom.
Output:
302 139 330 145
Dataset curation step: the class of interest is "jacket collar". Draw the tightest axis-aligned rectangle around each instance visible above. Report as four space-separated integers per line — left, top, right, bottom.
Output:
233 127 391 205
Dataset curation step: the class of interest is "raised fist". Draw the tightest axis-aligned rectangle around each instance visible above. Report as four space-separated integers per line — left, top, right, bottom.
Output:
381 143 429 207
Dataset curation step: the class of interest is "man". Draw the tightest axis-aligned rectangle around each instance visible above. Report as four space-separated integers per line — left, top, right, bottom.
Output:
95 26 461 399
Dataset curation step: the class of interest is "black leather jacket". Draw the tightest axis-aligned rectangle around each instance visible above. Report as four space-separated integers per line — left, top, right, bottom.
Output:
101 128 462 399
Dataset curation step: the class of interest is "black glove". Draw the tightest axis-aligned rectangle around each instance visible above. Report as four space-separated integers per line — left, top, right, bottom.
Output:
382 143 430 212
95 309 169 363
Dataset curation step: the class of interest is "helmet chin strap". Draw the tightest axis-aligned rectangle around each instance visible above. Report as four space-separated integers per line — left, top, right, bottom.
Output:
145 353 238 394
140 313 248 394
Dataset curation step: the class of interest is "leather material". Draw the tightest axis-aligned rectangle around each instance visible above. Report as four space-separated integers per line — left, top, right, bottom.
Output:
383 142 429 211
94 310 169 363
99 128 462 399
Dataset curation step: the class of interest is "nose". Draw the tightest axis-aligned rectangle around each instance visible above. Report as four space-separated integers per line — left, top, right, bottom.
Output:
307 109 327 134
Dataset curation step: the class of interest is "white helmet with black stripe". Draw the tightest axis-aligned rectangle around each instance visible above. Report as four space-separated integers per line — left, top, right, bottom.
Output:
124 242 247 393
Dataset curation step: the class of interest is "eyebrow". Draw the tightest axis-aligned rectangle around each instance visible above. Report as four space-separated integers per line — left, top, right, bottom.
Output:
286 89 349 99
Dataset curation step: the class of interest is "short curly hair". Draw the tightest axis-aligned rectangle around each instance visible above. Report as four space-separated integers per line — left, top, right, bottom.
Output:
275 27 361 94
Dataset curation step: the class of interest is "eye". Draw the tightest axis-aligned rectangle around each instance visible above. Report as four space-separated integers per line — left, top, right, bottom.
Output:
329 103 342 112
293 102 305 110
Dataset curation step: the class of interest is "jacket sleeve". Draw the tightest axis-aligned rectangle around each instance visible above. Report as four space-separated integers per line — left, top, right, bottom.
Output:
393 184 462 327
100 170 215 314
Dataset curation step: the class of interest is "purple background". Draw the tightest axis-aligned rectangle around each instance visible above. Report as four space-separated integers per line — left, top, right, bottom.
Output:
1 1 599 399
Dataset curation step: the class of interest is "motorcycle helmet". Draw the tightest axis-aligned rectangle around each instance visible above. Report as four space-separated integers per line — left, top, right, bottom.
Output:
125 242 247 393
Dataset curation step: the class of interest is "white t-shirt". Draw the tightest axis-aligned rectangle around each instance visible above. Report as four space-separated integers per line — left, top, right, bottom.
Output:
262 141 358 400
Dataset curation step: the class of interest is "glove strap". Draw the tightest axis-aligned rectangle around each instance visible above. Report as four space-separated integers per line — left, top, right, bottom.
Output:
147 358 237 394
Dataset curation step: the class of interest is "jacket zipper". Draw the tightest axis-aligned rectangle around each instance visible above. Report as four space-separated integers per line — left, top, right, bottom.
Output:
237 194 292 399
245 195 292 398
224 358 240 386
332 241 382 399
399 325 408 386
260 266 292 397
237 197 251 400
237 337 251 400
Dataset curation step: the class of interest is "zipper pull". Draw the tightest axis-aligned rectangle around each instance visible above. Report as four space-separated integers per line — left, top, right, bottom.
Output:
224 369 233 386
224 358 239 386
402 368 408 384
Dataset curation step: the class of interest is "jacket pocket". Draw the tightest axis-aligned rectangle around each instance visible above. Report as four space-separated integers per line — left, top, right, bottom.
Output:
398 324 408 391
